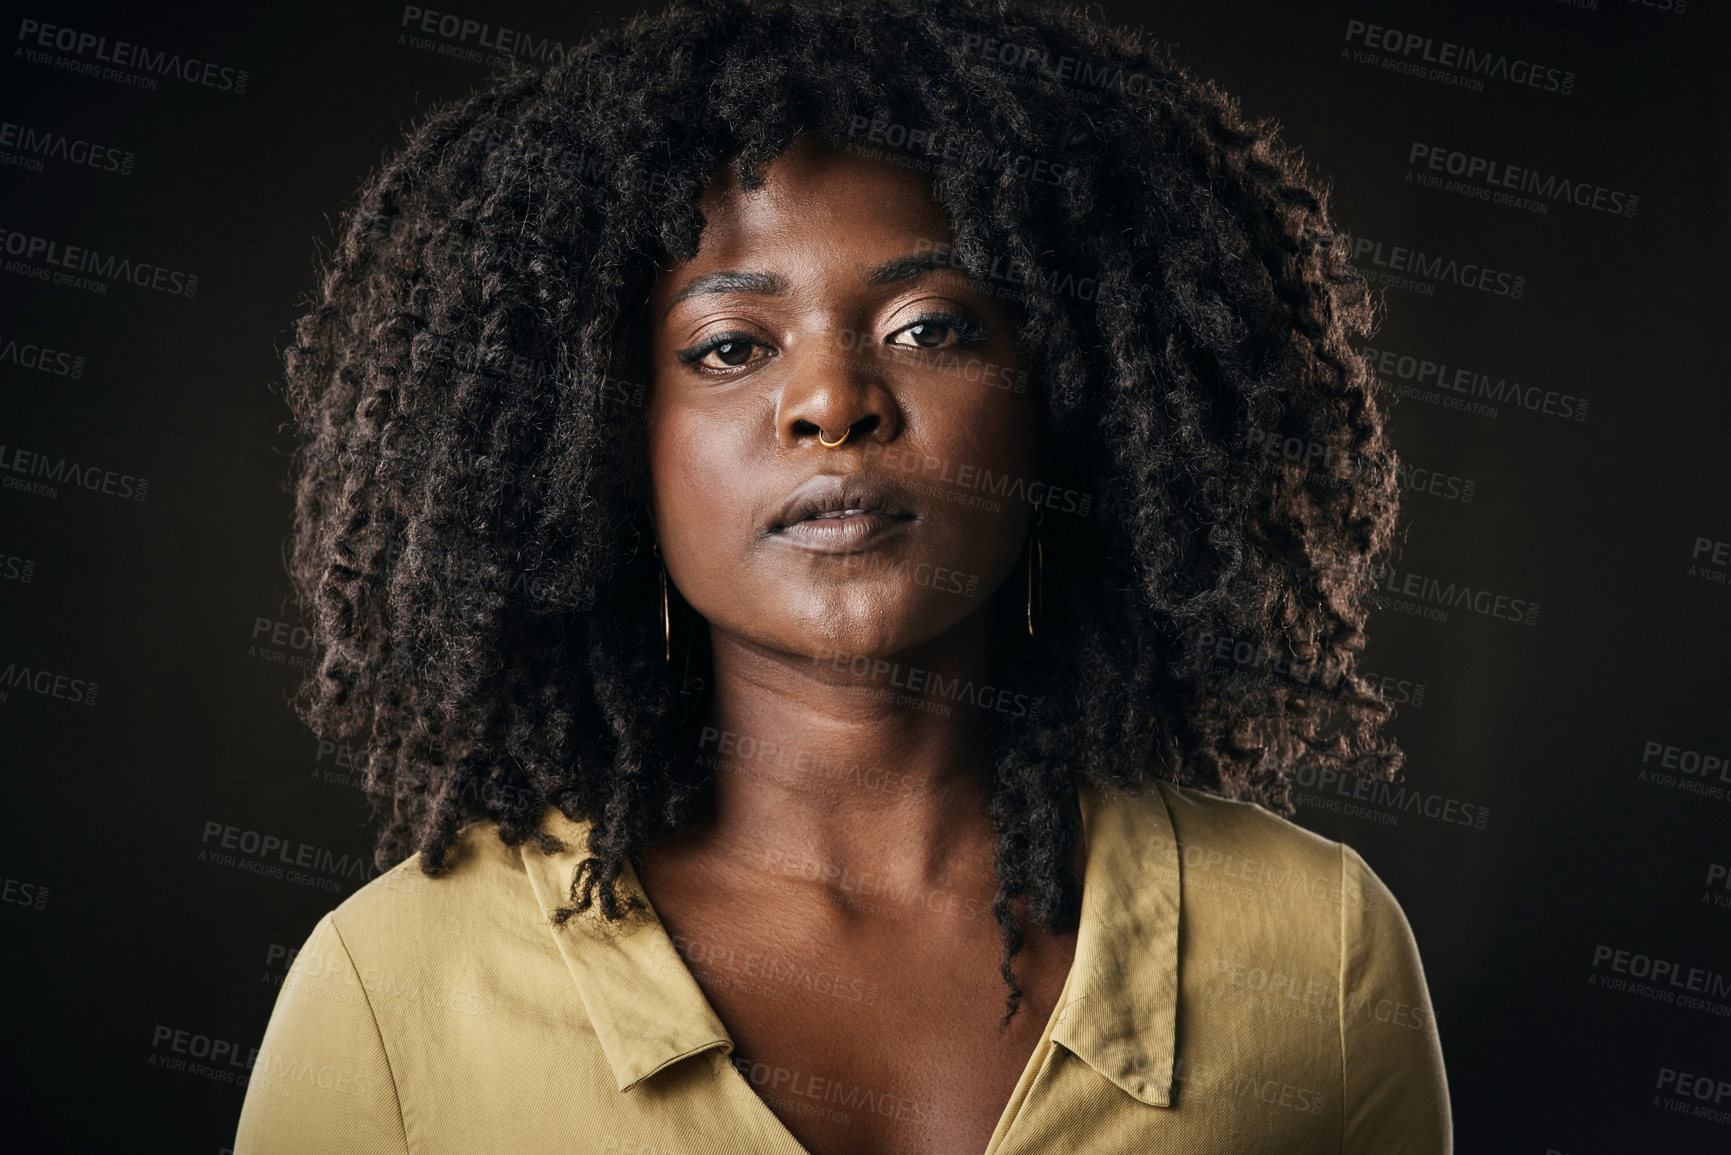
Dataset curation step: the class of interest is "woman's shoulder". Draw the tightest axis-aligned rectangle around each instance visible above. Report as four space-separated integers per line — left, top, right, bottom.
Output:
1153 778 1342 862
1104 787 1450 1147
321 813 580 973
1108 778 1410 937
239 813 655 1148
1100 778 1353 888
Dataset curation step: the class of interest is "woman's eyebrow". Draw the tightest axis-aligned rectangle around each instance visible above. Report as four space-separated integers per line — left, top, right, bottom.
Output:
865 251 966 286
662 252 967 319
663 270 788 317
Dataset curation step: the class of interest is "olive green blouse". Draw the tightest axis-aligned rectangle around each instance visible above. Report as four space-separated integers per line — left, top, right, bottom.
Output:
234 780 1451 1153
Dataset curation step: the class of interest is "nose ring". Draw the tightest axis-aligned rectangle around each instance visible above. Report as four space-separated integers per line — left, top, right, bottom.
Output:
817 425 852 448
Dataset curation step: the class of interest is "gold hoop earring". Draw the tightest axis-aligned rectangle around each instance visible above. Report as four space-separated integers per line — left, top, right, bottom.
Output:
652 541 671 664
660 563 671 664
817 425 851 448
1026 510 1043 637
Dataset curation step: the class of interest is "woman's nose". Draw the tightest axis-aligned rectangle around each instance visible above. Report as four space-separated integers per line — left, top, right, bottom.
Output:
774 336 904 450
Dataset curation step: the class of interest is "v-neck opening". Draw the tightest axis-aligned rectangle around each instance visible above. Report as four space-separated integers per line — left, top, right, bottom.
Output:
525 784 1110 1154
979 954 1077 1154
979 784 1097 1154
728 787 1095 1155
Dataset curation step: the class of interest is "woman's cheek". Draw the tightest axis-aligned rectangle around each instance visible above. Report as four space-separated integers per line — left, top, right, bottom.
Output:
656 410 762 587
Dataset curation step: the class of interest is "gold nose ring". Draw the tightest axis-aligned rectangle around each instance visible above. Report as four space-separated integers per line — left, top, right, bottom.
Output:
817 426 852 447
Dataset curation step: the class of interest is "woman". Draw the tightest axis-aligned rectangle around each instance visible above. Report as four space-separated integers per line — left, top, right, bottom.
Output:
237 0 1450 1151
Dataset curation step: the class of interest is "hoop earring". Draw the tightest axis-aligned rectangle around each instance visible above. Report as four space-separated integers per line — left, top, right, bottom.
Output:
660 563 671 664
1026 509 1043 637
652 542 671 664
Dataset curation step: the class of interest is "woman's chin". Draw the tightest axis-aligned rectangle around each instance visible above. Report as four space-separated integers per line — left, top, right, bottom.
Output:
707 595 987 670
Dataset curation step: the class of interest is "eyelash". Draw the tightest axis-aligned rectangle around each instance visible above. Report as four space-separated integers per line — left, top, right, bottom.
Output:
893 311 987 349
674 312 987 371
675 331 761 367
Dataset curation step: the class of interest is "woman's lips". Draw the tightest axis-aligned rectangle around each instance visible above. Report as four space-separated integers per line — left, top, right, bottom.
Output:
774 508 915 553
769 473 918 553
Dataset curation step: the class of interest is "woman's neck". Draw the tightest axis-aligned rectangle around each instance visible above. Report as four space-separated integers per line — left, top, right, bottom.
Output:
682 609 1005 892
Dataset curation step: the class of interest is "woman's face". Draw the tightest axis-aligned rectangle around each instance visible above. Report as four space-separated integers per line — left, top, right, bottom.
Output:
646 139 1039 663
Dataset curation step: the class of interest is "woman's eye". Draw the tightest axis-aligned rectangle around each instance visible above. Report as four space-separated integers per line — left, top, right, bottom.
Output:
703 340 762 368
887 315 984 351
677 335 772 371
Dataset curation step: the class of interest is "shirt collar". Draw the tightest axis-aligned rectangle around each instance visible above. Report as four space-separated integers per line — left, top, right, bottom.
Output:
1051 780 1180 1107
518 808 732 1093
517 781 1182 1106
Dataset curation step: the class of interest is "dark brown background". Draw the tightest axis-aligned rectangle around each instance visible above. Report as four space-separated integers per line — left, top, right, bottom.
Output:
2 1 1726 1151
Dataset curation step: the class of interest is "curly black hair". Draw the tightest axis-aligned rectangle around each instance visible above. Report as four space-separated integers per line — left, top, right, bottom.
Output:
283 0 1403 1022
